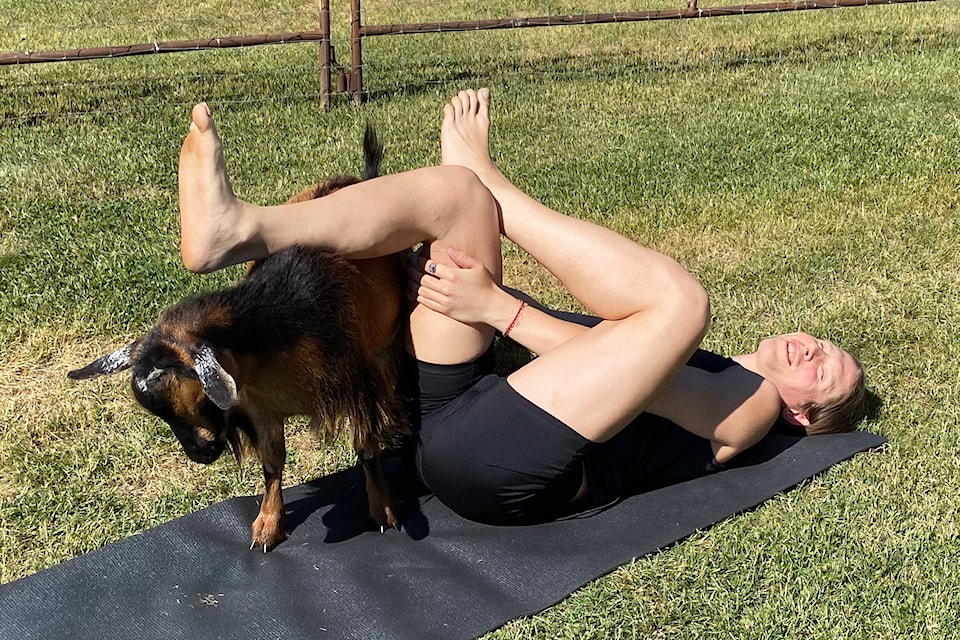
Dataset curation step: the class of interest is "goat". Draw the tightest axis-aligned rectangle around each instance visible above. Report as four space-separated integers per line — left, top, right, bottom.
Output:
69 127 409 551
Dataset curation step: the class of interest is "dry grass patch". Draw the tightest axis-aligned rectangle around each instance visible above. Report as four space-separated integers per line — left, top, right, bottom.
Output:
0 471 18 501
0 328 138 435
282 422 357 485
1 326 372 509
3 328 235 498
0 228 16 255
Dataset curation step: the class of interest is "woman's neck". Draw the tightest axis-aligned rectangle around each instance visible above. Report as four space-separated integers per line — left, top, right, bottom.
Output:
730 352 760 377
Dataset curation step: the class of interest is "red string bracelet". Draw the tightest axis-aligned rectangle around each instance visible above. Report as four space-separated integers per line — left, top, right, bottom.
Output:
503 300 527 338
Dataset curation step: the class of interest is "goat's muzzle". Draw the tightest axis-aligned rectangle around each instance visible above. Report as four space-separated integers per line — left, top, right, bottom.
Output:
170 425 226 465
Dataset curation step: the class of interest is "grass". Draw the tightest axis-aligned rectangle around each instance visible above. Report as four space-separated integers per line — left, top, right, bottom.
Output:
2 1 960 637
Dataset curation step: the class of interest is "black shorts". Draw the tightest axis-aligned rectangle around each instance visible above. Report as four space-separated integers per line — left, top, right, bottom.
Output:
411 349 721 525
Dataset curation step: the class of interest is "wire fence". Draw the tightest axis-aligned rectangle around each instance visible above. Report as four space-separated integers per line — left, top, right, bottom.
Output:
0 0 945 119
347 0 937 104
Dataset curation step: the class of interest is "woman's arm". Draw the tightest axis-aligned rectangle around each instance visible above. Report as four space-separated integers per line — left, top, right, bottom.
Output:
411 247 589 355
644 366 782 463
412 247 781 461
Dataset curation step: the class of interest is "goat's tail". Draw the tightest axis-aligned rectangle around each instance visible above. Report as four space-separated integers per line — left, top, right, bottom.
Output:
362 124 383 182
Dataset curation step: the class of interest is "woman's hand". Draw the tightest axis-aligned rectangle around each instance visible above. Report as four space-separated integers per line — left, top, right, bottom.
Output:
409 246 512 327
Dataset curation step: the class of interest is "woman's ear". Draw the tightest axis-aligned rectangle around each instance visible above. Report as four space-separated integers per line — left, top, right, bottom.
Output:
780 404 811 427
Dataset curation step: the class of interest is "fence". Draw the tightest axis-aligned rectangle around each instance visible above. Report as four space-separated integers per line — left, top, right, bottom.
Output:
0 0 941 111
346 0 937 105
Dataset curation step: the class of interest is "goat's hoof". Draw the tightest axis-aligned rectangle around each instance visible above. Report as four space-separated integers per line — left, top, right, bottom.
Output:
250 521 287 552
370 505 399 533
382 507 400 532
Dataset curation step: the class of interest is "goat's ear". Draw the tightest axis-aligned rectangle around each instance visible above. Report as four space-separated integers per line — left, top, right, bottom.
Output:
191 344 238 410
67 341 139 380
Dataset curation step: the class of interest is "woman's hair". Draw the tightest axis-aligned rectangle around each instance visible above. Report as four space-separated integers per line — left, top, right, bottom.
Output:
799 356 867 435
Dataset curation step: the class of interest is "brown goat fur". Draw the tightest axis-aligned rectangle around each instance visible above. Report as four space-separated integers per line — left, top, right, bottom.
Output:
69 127 409 551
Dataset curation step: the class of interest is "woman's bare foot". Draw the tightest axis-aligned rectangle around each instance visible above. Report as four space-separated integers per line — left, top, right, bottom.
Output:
178 103 254 273
440 88 500 180
440 88 533 238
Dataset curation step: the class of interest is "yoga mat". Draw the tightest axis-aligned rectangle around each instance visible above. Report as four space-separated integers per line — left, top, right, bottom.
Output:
0 429 882 640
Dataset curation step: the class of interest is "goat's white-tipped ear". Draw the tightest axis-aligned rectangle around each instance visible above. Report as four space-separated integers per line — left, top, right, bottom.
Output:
67 341 139 380
192 344 237 410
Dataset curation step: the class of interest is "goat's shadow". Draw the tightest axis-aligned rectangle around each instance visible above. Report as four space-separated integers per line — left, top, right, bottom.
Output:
280 453 432 544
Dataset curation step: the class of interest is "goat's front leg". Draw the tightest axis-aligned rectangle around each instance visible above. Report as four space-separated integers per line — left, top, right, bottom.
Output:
360 450 398 532
251 423 287 552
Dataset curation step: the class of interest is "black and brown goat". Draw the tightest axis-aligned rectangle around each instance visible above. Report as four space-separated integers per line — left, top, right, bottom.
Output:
69 127 408 551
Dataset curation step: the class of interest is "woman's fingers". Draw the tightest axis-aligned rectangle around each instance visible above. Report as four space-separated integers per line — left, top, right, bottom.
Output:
407 267 450 303
409 264 445 289
446 246 477 269
408 254 455 291
411 283 448 313
405 247 488 320
408 246 477 276
409 255 444 278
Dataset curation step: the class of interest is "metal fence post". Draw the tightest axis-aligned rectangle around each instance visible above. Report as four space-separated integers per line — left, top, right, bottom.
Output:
350 0 365 105
319 0 332 110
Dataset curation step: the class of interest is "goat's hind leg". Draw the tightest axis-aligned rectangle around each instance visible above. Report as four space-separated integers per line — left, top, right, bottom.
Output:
360 450 398 532
353 364 407 533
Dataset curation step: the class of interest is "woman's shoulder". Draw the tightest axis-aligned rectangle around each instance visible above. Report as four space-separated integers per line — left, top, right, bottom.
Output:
686 352 782 427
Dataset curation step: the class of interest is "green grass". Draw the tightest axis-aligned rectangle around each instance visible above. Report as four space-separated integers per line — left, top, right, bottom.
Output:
2 1 960 638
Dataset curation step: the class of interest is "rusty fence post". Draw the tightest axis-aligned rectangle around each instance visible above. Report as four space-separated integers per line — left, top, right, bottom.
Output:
350 0 365 105
318 0 332 110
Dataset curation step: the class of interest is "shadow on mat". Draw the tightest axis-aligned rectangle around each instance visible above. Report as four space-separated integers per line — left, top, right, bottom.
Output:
277 430 809 548
726 430 803 468
282 455 432 544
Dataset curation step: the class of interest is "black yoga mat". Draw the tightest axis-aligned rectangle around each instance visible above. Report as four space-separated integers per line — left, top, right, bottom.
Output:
0 429 882 640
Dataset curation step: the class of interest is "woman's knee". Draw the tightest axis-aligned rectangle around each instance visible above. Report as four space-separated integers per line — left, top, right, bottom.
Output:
418 166 498 238
666 279 711 347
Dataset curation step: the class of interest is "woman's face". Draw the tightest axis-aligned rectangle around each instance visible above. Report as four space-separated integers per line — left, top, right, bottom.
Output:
753 332 860 424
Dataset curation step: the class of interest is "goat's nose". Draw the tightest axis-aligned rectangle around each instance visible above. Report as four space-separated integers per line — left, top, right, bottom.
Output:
186 445 221 464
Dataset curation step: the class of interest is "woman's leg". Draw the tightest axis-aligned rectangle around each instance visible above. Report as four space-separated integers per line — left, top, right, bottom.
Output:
440 89 710 442
178 103 503 365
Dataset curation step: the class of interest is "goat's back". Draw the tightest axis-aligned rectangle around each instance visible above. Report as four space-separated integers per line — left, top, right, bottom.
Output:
240 246 403 357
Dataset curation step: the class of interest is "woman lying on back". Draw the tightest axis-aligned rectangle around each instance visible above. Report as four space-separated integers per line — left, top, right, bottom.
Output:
177 88 865 524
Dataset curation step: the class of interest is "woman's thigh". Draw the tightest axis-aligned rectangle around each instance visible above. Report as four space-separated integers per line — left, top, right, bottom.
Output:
507 310 703 443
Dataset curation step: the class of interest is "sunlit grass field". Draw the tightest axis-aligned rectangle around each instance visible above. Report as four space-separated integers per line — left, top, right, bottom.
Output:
1 1 959 637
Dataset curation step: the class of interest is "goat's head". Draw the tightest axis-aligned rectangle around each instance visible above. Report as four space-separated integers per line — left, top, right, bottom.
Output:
68 329 240 465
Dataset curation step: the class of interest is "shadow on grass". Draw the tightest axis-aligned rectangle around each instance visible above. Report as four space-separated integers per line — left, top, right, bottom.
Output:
863 386 884 423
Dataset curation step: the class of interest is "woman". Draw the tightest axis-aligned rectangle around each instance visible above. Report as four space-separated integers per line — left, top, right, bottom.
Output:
178 88 865 525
